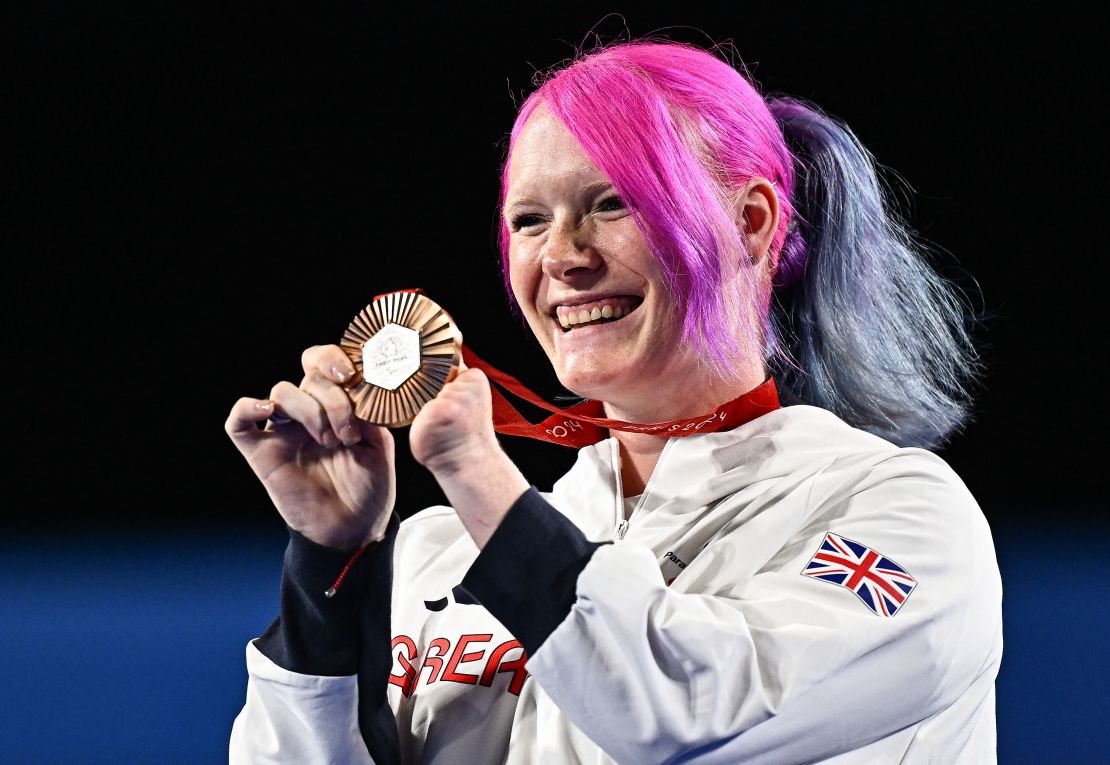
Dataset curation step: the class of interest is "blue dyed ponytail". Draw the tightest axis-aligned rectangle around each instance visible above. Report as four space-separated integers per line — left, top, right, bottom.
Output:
765 95 985 449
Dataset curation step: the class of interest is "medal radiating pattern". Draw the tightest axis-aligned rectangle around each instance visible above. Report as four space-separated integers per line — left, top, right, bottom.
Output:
340 291 462 427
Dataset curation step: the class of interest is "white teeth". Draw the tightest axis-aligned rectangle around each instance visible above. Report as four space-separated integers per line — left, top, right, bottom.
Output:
557 301 637 330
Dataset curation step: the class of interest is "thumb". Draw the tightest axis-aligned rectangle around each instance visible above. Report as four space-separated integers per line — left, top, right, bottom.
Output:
445 359 467 384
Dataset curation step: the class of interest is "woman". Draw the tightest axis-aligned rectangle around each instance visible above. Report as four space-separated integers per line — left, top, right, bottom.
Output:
227 40 1001 764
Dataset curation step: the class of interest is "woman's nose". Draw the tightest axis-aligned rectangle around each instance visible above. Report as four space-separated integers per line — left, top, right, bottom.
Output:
541 222 602 281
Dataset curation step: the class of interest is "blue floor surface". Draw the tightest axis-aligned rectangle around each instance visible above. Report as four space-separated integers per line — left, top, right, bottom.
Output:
0 524 1104 763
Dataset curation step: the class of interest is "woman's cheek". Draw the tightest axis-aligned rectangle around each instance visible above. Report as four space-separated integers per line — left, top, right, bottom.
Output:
507 242 536 291
506 259 546 347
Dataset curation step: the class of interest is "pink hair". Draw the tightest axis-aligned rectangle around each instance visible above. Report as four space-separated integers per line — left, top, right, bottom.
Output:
498 41 798 383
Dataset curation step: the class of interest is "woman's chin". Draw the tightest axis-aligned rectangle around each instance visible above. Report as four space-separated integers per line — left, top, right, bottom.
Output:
554 362 637 403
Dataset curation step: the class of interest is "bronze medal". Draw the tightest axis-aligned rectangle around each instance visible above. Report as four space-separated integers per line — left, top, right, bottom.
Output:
340 291 462 427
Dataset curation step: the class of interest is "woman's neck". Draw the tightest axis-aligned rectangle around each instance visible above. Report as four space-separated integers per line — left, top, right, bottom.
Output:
611 430 667 497
601 365 768 497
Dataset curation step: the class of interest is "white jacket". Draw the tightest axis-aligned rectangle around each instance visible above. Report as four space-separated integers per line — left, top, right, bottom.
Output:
230 402 1003 764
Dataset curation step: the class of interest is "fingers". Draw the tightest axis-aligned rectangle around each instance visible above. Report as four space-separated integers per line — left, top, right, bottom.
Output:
452 366 485 387
224 382 370 453
298 345 362 446
225 397 279 445
301 344 358 386
268 380 340 447
226 345 363 451
300 368 361 446
444 359 467 385
423 367 490 415
355 418 392 450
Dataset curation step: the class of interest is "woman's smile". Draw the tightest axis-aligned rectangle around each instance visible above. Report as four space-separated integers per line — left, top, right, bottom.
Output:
553 296 644 331
552 299 644 352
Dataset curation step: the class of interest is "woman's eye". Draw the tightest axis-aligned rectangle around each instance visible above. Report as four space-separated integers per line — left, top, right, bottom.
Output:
510 197 624 231
597 196 626 212
510 214 543 231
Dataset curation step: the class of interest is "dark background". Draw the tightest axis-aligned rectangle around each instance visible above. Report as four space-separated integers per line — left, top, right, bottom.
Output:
5 3 1106 762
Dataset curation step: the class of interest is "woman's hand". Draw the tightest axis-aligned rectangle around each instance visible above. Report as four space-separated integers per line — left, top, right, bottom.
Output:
409 366 501 476
410 366 530 549
224 345 396 551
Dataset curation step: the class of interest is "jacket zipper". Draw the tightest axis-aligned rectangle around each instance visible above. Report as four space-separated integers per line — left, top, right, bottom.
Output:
611 439 629 540
611 437 675 542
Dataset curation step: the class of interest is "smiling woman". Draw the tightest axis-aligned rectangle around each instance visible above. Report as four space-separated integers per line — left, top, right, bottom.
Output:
227 38 1000 765
503 105 779 493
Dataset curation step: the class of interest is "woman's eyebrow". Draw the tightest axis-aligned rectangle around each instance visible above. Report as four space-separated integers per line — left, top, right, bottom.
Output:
580 179 615 195
505 180 615 209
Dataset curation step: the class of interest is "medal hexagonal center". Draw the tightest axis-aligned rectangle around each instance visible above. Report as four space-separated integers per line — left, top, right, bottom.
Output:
362 323 421 391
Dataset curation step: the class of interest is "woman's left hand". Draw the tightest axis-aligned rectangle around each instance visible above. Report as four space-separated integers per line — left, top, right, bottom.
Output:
410 365 530 549
410 366 500 477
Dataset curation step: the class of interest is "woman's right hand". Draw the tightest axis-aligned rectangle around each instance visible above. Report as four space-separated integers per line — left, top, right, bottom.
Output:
224 344 396 551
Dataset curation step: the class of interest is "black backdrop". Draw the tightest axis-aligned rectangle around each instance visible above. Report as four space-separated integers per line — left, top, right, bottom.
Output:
6 4 1108 762
10 4 1104 531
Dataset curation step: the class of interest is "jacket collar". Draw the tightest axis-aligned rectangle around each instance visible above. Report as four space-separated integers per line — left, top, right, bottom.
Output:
548 404 894 538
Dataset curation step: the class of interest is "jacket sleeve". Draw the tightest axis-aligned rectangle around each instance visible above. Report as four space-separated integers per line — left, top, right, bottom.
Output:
458 453 1003 764
229 514 401 765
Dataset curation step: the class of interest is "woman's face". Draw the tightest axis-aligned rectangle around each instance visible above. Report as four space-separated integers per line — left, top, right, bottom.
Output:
504 107 693 410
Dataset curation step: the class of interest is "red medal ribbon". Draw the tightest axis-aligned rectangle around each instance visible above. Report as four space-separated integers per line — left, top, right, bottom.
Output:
370 289 781 448
462 345 779 447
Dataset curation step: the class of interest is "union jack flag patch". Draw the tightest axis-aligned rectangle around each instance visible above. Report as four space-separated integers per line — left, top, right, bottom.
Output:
802 532 917 617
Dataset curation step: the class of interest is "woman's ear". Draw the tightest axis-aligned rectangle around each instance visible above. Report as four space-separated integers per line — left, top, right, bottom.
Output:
733 178 780 268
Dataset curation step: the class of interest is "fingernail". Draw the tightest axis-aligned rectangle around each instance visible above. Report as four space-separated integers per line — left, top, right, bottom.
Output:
331 364 354 383
322 431 339 448
339 424 360 446
256 400 273 412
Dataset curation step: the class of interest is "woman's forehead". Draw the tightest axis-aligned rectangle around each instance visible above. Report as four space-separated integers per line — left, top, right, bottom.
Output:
506 110 611 201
